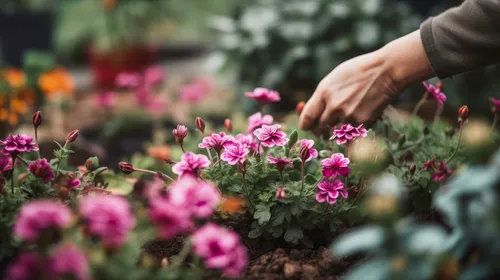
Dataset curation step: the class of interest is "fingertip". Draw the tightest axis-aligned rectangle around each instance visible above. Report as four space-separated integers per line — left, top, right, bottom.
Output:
299 95 324 131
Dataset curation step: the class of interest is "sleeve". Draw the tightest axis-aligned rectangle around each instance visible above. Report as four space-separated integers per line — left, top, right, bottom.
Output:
420 0 500 79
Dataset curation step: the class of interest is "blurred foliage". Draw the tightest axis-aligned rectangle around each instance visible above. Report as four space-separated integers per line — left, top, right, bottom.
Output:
0 0 59 11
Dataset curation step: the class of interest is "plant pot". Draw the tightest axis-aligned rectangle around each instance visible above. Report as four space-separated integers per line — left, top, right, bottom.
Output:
87 46 158 89
0 10 54 67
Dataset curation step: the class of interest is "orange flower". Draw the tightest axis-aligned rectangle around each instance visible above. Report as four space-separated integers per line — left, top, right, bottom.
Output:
2 68 25 89
219 196 245 214
38 67 75 99
103 0 117 9
0 93 32 126
147 145 171 160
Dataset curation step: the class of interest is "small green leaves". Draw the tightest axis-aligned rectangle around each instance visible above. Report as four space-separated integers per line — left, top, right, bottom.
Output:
248 229 262 239
284 227 303 243
254 208 271 225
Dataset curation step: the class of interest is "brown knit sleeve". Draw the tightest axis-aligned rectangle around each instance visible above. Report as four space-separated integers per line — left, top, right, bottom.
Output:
420 0 500 79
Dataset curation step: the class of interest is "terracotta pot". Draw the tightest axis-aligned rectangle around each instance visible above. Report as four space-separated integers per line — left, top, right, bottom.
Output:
87 46 157 89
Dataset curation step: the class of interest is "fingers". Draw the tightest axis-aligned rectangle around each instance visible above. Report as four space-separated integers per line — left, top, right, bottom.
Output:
318 109 342 131
299 91 325 131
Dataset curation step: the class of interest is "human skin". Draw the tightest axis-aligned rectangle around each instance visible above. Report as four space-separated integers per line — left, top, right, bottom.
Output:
299 30 434 132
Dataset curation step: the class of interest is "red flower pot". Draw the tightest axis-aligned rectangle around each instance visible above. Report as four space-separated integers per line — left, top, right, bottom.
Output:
88 46 158 89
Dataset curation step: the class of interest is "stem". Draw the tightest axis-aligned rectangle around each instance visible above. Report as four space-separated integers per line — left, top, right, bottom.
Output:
16 156 29 166
10 156 16 194
134 168 175 182
412 95 427 116
492 114 498 130
300 161 305 197
242 173 255 211
179 143 186 154
206 148 213 163
446 121 464 164
34 128 38 146
172 239 192 267
279 171 284 182
434 106 443 123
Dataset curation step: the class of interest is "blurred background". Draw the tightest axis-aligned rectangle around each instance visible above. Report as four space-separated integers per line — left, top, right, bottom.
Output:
0 0 496 167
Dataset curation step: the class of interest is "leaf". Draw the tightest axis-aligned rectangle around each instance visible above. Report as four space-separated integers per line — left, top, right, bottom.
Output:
284 227 303 243
344 259 390 280
286 130 298 157
272 227 284 238
404 225 448 253
248 229 262 239
271 207 286 226
305 173 317 185
254 209 271 225
331 226 385 257
91 167 109 180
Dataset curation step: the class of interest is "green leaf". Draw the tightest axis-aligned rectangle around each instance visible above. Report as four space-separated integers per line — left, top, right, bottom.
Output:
271 227 284 238
254 209 271 225
271 207 286 226
331 226 385 257
286 130 299 157
284 227 303 243
92 167 109 178
248 229 262 239
344 259 390 280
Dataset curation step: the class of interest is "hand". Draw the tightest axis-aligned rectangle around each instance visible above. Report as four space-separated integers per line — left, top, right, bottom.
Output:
299 30 434 132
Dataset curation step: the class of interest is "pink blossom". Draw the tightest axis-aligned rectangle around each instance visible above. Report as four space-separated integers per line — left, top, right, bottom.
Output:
244 88 281 104
1 134 39 156
253 124 288 147
192 223 248 277
246 112 273 133
199 132 236 154
0 154 13 174
236 134 260 153
14 200 73 241
489 97 500 113
48 244 89 280
329 124 368 145
267 155 293 172
172 152 211 177
275 187 287 200
6 252 44 280
148 199 193 239
321 153 350 178
432 161 452 182
316 179 348 205
143 65 165 86
299 139 318 162
180 83 209 103
28 158 54 183
423 158 437 170
68 178 81 189
144 177 168 202
221 142 250 165
79 195 136 248
168 176 221 218
193 77 214 92
423 82 447 107
115 72 141 88
94 91 116 109
173 125 188 144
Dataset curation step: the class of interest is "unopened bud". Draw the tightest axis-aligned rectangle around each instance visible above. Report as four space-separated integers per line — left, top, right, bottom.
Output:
195 117 205 135
236 160 247 174
172 125 187 144
224 118 232 132
85 157 99 171
66 130 79 144
296 101 305 115
458 105 470 123
32 111 42 128
409 164 416 176
275 187 287 200
299 145 310 162
119 162 134 174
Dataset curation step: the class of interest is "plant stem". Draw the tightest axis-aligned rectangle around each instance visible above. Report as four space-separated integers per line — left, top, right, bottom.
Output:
492 114 498 130
300 161 305 197
279 171 284 182
242 173 254 211
434 106 443 123
206 148 213 163
10 156 16 194
134 168 175 182
172 239 192 267
16 156 29 166
412 95 427 116
179 143 186 154
446 121 464 164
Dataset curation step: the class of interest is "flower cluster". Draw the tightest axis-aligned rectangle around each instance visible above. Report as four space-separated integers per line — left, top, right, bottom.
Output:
199 132 235 155
244 87 280 105
316 179 348 204
172 152 211 177
330 124 368 145
254 124 288 147
0 134 38 156
28 158 55 183
423 81 447 107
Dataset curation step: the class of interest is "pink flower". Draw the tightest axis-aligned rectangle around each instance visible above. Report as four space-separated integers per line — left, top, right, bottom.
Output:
6 252 44 280
221 142 249 165
180 83 209 103
199 132 236 154
115 72 141 88
1 134 39 156
14 200 73 242
94 91 116 109
28 158 54 183
144 65 165 86
253 124 288 147
68 178 81 189
236 134 260 153
329 124 368 145
173 125 188 144
0 154 13 174
432 161 452 182
316 179 348 204
275 187 287 200
48 244 89 280
299 139 318 162
244 87 281 104
144 177 168 202
168 176 221 218
172 152 211 177
423 158 437 170
267 155 293 172
79 195 136 248
192 223 248 277
148 199 193 239
489 97 500 113
246 112 273 133
423 82 447 107
321 153 350 178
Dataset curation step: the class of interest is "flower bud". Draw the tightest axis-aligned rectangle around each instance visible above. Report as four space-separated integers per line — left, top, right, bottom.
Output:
224 118 232 132
458 105 470 123
66 130 79 144
85 157 99 171
172 125 188 144
299 145 310 162
195 117 205 135
119 162 135 174
275 187 287 200
296 101 305 115
409 164 416 176
32 111 42 128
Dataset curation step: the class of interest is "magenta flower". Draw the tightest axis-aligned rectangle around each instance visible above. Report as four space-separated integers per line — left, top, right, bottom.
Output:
267 155 293 172
299 139 318 162
144 65 165 86
148 199 193 239
489 97 500 113
244 87 281 104
28 158 54 183
316 179 348 204
172 125 188 144
246 112 273 133
423 82 447 107
48 244 89 280
180 83 209 104
432 161 452 182
115 72 141 88
1 134 39 156
423 158 437 170
321 153 350 178
79 195 136 248
330 124 368 145
0 154 12 174
192 223 248 277
168 176 221 218
14 200 73 242
68 178 81 189
6 252 44 280
221 143 250 165
94 91 116 109
199 132 236 154
254 124 288 147
172 152 211 177
236 134 260 153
